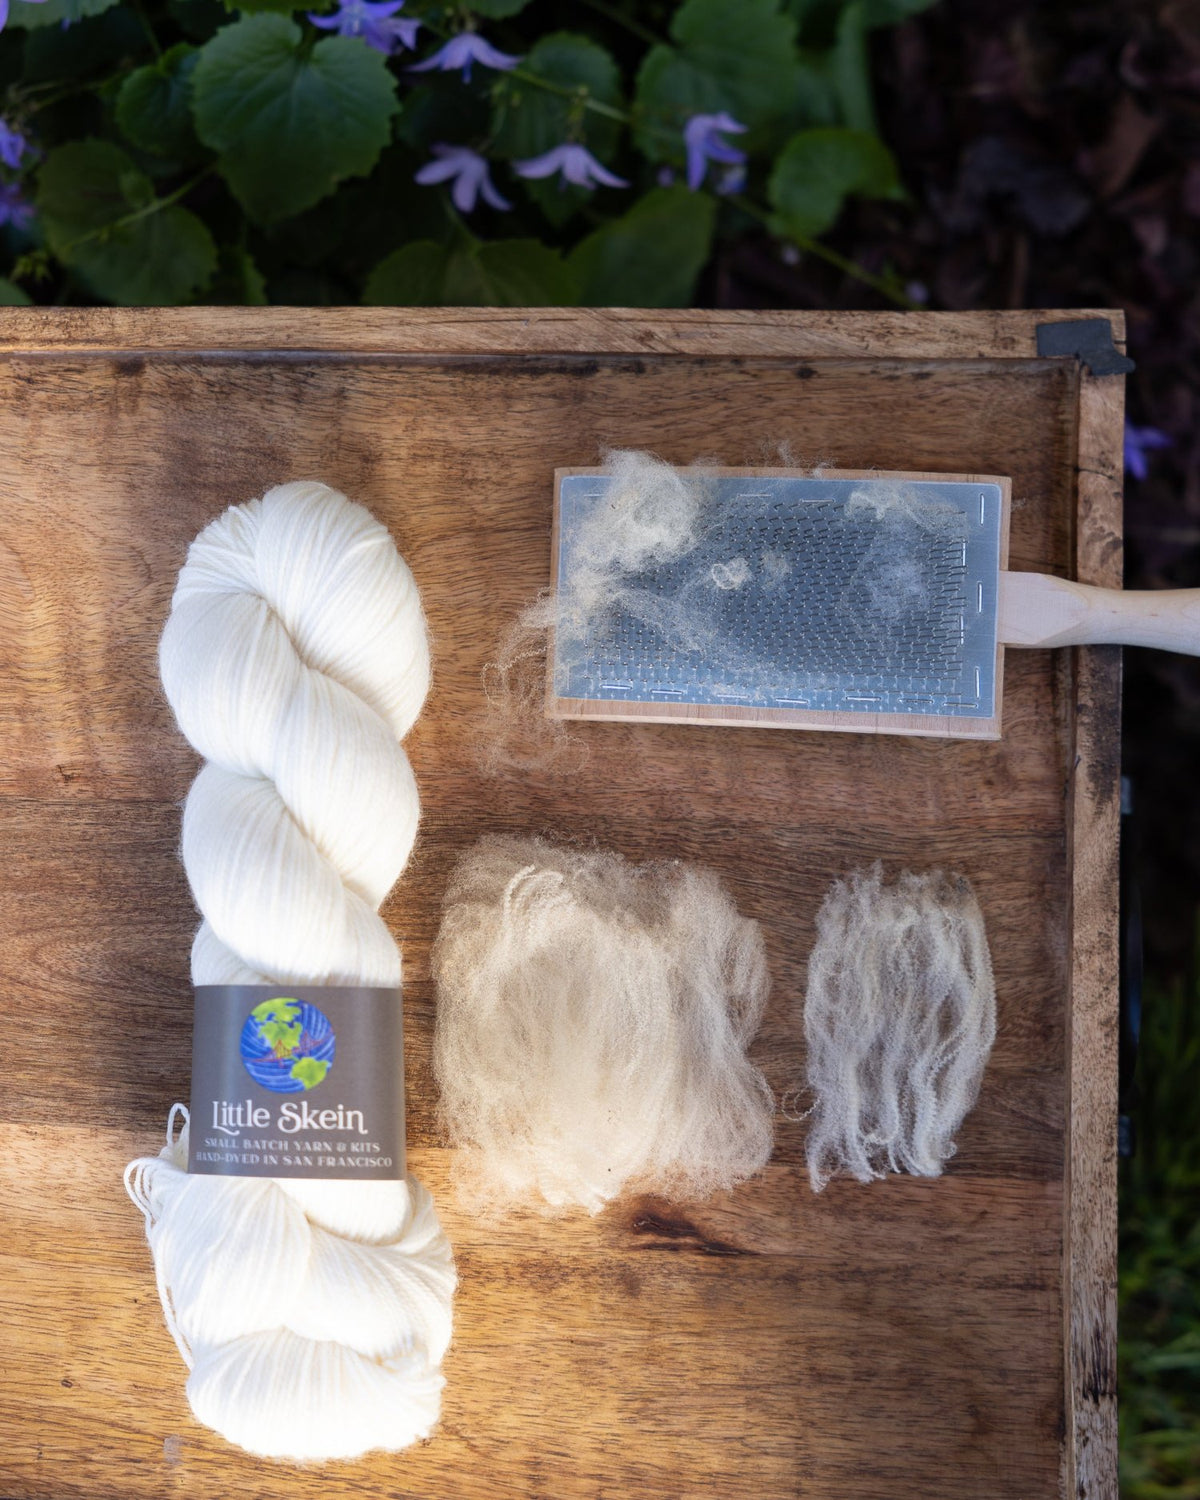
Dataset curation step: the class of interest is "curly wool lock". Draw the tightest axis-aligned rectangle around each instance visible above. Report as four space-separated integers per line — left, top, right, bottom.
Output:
432 835 776 1215
803 863 996 1192
124 481 455 1462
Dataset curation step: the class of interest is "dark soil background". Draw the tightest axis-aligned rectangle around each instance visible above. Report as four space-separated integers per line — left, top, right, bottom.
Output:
719 0 1200 980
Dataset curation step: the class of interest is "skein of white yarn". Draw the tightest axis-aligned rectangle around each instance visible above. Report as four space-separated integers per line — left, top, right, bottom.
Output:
124 481 455 1461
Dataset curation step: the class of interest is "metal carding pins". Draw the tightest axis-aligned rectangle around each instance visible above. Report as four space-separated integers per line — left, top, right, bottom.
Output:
547 466 1200 740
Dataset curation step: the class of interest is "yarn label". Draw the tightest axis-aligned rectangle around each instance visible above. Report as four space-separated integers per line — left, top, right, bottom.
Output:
188 985 406 1180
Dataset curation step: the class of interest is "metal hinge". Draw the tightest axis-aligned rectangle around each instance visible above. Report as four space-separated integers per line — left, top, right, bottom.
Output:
1035 317 1135 376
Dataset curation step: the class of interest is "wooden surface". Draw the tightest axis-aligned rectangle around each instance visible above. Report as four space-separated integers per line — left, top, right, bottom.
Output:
1064 361 1124 1500
0 309 1123 1500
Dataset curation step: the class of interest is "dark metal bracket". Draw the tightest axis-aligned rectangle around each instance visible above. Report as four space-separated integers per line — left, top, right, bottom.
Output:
1035 317 1135 376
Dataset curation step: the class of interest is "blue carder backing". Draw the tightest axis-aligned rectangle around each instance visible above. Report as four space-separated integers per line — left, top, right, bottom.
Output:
553 474 1005 720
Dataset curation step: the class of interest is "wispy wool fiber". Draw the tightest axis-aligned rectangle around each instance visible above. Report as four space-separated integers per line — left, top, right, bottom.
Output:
480 449 713 773
125 481 455 1461
432 834 776 1214
803 863 996 1192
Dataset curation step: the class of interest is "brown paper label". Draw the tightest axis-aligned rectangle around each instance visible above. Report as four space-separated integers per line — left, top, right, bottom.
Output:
187 984 405 1180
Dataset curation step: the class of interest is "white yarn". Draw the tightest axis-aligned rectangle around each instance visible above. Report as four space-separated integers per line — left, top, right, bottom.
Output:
124 481 455 1461
432 834 775 1214
803 863 996 1192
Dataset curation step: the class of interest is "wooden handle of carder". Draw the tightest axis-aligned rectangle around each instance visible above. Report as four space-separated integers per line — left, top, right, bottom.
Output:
998 571 1200 654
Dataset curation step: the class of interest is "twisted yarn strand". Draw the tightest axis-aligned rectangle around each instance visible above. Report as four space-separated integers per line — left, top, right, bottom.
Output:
124 481 455 1461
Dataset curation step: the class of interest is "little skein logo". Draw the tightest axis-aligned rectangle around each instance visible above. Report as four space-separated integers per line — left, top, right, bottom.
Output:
239 996 336 1094
191 984 401 1176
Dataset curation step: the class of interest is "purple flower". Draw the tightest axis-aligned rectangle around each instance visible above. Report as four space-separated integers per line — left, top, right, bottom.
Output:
0 181 32 229
408 32 521 82
0 0 49 32
415 145 511 213
0 119 27 170
514 143 627 191
307 0 419 54
683 111 747 192
1124 421 1172 481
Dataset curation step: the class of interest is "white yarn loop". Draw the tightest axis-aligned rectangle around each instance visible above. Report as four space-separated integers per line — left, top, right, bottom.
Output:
125 482 455 1461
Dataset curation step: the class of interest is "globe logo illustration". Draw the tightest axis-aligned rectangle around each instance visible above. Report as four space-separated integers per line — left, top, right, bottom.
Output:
240 997 336 1093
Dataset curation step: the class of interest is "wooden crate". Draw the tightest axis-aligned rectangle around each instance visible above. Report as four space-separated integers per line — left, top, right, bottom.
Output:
0 309 1123 1500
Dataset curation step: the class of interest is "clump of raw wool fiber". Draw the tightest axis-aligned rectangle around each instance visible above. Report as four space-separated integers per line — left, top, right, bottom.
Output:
432 834 776 1214
803 863 996 1192
479 449 713 774
124 481 455 1461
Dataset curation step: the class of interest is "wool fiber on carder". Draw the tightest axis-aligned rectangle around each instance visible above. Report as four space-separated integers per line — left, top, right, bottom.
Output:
480 449 716 773
803 863 996 1192
432 834 776 1214
544 451 1009 738
124 481 455 1462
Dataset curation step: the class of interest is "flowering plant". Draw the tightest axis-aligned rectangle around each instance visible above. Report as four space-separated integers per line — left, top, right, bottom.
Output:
0 0 936 307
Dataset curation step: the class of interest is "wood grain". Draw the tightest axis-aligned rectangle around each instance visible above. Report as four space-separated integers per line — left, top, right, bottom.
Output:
0 305 1125 359
1063 353 1125 1500
0 309 1123 1500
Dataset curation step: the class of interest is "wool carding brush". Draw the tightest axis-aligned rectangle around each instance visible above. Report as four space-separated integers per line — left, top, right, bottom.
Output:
547 464 1200 741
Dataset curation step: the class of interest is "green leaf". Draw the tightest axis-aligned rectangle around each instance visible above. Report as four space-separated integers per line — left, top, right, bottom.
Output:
633 0 803 160
0 279 32 306
670 0 799 121
633 47 726 162
363 241 446 305
67 208 215 305
228 0 309 10
306 142 448 277
117 45 203 160
192 13 398 224
290 1056 330 1089
364 238 578 307
568 185 715 307
768 126 898 237
521 176 593 228
36 140 217 305
7 0 116 27
790 48 840 127
446 239 578 306
492 32 622 159
22 1 142 78
468 0 530 14
831 1 875 134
